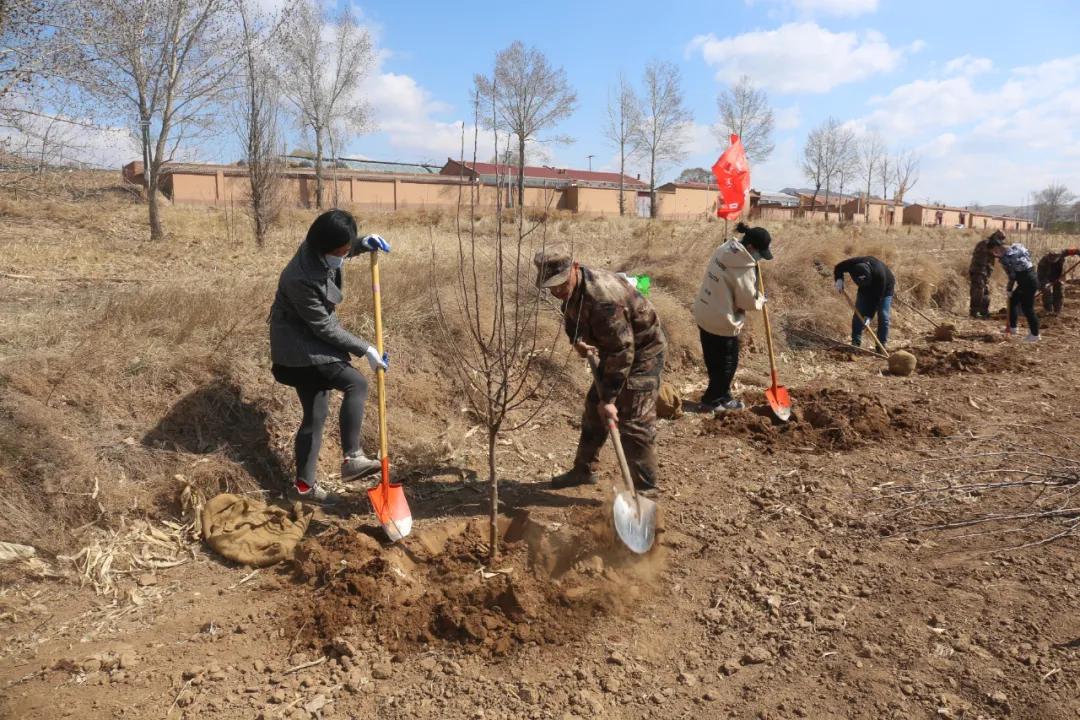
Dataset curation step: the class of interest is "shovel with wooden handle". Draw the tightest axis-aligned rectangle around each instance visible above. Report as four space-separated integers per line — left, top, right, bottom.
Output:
585 353 656 555
366 251 412 542
755 268 791 422
843 290 890 358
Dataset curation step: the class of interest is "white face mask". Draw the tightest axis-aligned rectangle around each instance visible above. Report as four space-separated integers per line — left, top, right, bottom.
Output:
325 254 345 270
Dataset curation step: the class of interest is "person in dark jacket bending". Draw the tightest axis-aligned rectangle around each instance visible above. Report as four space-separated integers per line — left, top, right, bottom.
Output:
1037 248 1080 314
833 256 896 348
268 210 391 503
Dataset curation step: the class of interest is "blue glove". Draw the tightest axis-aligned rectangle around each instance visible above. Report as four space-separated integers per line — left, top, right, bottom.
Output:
361 234 391 253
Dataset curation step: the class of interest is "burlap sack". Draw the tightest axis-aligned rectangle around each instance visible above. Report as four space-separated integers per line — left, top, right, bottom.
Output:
657 381 683 419
201 494 313 567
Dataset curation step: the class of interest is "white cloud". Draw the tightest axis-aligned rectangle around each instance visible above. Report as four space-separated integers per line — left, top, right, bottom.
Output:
943 55 993 77
689 23 909 94
852 54 1080 203
775 105 802 130
748 0 878 17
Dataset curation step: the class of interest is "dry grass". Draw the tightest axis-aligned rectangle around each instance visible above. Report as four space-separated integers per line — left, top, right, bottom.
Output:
1 171 1075 553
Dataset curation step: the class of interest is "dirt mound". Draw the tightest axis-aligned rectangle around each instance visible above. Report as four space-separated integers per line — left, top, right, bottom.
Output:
702 387 952 452
917 347 1029 376
290 509 660 657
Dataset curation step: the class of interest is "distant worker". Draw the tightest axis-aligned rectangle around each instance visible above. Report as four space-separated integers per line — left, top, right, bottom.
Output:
1037 248 1080 314
987 235 1040 342
968 230 1002 318
534 249 666 496
834 256 895 349
692 221 772 413
269 210 391 503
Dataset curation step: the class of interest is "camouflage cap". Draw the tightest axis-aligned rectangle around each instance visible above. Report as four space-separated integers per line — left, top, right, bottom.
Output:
533 248 574 288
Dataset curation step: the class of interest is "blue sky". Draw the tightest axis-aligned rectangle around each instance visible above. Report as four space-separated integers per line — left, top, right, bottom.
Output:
330 0 1080 207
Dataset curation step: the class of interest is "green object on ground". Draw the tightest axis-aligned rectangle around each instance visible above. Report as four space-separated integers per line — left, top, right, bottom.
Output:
636 274 651 296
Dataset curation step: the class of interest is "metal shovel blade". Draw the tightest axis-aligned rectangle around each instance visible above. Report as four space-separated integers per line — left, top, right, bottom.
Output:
367 478 412 542
765 383 792 422
612 490 657 554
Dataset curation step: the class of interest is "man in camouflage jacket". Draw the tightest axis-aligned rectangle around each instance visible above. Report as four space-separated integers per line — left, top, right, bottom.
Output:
534 249 666 494
968 230 1001 318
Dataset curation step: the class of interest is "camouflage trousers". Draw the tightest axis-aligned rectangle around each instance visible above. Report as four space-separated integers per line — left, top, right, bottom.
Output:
1042 282 1063 314
969 273 991 317
574 357 663 490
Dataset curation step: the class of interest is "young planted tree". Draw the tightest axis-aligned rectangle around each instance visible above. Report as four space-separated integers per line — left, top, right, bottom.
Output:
878 152 893 209
236 0 282 246
801 124 826 217
475 41 577 211
602 74 642 216
59 0 238 240
635 60 691 218
277 0 372 210
432 98 566 561
715 75 775 163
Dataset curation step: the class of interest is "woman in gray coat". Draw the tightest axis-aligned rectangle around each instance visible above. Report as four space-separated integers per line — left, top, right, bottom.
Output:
269 209 390 502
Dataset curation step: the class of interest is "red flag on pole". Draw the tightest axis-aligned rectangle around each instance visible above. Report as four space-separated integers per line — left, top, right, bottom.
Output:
712 134 750 220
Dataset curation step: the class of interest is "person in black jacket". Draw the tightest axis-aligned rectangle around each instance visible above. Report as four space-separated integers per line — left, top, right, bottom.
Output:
833 256 896 348
268 210 391 503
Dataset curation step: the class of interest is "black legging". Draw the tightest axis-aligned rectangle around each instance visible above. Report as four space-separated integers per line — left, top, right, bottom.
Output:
293 364 368 484
699 327 740 404
1008 268 1040 336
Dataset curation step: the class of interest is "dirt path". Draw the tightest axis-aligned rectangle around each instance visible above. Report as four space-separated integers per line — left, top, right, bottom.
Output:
3 300 1079 719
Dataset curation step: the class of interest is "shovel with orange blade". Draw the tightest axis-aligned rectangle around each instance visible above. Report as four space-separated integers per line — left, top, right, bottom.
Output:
756 268 792 422
366 251 412 542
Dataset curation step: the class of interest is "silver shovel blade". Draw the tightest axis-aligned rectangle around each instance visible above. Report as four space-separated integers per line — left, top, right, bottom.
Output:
612 491 657 554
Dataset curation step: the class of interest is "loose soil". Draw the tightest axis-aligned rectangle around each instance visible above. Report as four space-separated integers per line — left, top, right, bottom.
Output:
917 346 1031 376
290 509 660 657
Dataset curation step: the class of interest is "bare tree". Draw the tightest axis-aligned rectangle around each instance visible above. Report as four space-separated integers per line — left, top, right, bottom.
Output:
1033 183 1076 229
801 124 826 216
432 100 565 561
475 41 577 210
715 75 774 163
602 74 642 216
892 149 920 207
878 152 893 210
635 60 691 219
58 0 239 240
857 130 886 222
236 0 282 246
277 0 372 210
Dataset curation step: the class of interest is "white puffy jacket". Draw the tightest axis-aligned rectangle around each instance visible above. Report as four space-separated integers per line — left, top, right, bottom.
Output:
692 238 765 337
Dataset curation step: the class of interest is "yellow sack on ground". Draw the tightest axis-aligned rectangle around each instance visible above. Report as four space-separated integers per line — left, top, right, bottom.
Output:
201 494 313 567
657 381 683 419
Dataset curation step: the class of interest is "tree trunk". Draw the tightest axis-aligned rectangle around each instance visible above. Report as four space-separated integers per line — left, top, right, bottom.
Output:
618 140 626 217
147 168 164 241
648 151 657 219
488 428 499 562
824 176 832 221
865 176 872 223
517 136 526 210
314 128 324 210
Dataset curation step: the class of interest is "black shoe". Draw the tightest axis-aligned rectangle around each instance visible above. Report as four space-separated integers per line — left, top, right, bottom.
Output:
713 398 745 413
551 468 599 489
698 398 722 413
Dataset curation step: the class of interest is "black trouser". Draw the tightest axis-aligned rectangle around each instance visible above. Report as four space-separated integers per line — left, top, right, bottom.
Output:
1042 282 1063 313
699 327 739 405
1008 269 1039 336
272 362 368 485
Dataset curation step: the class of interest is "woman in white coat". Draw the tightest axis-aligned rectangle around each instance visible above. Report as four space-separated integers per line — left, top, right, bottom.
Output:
691 222 773 412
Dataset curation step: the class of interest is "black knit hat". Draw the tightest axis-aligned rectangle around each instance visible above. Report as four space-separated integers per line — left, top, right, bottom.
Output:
305 209 358 254
735 222 773 260
987 229 1006 247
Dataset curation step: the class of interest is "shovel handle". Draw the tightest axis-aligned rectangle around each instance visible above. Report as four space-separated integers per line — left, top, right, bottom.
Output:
894 295 942 331
842 289 890 358
755 269 780 388
370 253 390 489
585 354 639 499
